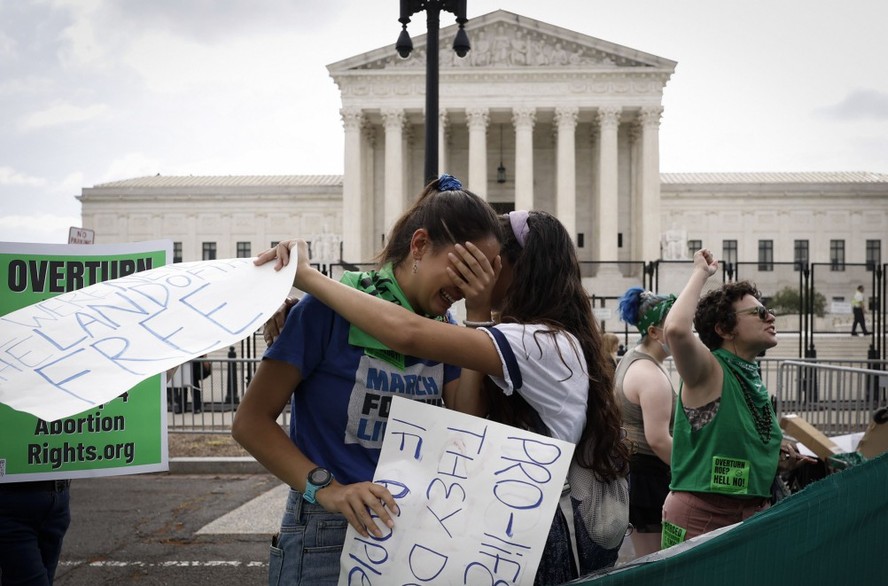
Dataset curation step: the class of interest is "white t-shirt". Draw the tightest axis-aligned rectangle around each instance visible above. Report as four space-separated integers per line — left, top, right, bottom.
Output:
481 323 589 444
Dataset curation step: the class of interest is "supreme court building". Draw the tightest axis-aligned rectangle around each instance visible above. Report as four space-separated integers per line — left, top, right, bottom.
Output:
79 10 888 301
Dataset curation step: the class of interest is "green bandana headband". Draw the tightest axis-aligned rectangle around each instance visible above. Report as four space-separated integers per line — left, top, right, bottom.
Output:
637 294 676 336
339 263 447 370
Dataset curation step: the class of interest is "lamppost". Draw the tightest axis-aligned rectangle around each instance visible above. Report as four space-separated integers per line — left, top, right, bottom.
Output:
397 0 470 183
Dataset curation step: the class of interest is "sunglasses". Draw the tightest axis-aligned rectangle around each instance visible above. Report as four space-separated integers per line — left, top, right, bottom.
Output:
734 306 776 321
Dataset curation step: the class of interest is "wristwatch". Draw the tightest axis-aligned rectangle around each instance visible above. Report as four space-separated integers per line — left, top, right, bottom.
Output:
303 467 334 504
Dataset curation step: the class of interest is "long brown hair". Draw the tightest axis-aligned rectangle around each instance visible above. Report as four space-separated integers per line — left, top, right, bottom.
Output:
490 211 629 482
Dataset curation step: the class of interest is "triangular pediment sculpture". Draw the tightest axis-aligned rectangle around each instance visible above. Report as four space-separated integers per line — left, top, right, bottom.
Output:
328 10 675 74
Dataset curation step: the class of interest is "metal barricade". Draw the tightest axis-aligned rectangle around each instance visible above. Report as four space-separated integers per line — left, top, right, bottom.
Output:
170 355 886 437
775 360 888 435
167 356 279 433
662 357 886 436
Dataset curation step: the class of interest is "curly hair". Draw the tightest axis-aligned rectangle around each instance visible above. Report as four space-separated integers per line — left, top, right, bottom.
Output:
694 280 763 350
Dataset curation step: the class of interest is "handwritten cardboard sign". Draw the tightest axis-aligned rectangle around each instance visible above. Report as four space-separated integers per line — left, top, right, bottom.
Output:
339 396 575 586
0 250 296 421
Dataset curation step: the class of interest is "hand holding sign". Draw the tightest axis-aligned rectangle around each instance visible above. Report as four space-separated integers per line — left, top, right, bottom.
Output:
339 397 574 586
0 257 297 421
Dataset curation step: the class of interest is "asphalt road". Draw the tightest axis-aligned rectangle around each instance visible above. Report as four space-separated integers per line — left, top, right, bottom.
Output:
51 467 639 585
55 472 284 586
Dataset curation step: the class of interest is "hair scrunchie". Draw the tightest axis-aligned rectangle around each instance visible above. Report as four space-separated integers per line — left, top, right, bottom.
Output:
438 174 463 192
509 210 530 248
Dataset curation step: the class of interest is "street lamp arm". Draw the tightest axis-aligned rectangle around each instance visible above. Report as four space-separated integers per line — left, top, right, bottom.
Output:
395 0 471 182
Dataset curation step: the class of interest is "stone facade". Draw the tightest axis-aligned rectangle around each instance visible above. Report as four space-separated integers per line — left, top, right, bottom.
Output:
328 10 675 262
76 10 888 308
661 172 888 266
78 175 342 261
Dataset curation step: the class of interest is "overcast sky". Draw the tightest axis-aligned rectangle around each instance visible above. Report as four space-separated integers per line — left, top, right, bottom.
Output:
2 0 887 244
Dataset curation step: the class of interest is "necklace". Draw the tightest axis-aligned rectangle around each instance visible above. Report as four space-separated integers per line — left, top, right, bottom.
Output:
738 381 774 444
714 348 774 445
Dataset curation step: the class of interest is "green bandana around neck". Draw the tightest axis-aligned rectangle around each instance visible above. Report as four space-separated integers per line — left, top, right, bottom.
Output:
637 294 676 336
339 263 446 370
713 347 774 444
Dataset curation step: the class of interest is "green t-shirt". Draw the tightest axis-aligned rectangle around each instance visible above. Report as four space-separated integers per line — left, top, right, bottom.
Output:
670 349 781 498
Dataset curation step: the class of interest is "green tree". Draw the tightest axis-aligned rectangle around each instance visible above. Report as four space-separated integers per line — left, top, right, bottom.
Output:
769 286 826 317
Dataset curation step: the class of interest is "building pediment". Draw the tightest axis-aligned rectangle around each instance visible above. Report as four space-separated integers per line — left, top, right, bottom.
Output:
327 10 675 74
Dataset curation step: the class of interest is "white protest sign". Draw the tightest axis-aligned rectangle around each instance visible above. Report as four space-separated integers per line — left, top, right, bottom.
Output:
0 256 296 421
339 396 575 586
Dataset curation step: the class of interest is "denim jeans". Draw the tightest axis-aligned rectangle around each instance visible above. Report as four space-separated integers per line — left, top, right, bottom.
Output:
0 481 71 586
268 488 349 586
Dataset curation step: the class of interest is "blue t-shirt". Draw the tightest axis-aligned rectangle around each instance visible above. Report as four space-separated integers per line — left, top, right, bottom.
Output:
264 294 461 485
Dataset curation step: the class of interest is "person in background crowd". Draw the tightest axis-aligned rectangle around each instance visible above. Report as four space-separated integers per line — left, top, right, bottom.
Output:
189 355 210 413
602 332 620 369
616 287 676 557
0 476 70 585
851 285 869 336
232 175 502 586
264 209 631 583
167 355 209 414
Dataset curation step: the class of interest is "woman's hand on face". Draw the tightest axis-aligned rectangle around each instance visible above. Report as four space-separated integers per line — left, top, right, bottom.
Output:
446 242 501 315
316 481 399 538
693 248 719 277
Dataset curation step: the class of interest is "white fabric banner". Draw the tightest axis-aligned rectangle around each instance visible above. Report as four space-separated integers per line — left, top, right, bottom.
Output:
0 256 296 421
339 396 575 586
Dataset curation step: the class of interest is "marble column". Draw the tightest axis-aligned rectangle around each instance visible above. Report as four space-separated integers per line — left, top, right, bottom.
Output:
512 107 536 212
361 119 377 261
438 110 449 176
628 122 642 264
382 108 405 239
596 106 621 262
555 106 578 243
466 107 489 199
640 106 663 262
341 108 364 261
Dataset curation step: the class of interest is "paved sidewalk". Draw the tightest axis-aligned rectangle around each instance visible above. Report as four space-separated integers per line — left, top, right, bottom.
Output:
170 455 266 475
57 473 279 585
165 438 639 567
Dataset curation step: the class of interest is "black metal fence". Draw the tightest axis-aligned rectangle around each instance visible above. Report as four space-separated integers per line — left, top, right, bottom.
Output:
164 258 885 433
167 355 888 435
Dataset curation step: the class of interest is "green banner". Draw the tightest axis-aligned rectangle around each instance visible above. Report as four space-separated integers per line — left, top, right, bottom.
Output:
576 453 888 585
0 241 172 481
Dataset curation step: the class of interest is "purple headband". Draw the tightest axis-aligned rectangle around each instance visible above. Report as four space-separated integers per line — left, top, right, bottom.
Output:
509 210 530 248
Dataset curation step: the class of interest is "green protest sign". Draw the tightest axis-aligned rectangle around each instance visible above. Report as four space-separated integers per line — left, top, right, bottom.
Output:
0 241 171 481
